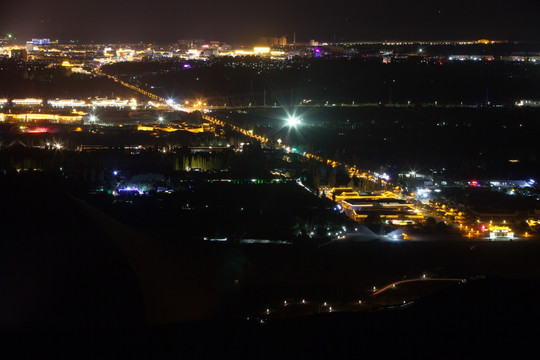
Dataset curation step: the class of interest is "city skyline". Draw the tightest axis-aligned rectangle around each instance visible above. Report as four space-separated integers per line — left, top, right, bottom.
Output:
2 0 540 44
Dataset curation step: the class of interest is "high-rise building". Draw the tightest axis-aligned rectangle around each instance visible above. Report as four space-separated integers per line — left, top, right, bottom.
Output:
259 36 287 47
177 39 206 50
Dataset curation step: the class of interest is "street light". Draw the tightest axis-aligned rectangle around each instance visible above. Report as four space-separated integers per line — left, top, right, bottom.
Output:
286 115 300 127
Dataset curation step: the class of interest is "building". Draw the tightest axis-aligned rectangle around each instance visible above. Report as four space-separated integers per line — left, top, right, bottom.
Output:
177 39 206 50
32 38 50 45
10 49 28 62
327 187 422 225
516 100 540 107
259 36 287 47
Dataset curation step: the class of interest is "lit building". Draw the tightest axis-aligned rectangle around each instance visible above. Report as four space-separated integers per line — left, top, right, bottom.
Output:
12 98 43 106
177 39 206 50
92 98 131 108
48 99 87 108
516 99 540 107
31 38 50 45
259 36 287 47
254 47 271 55
489 226 514 240
0 113 83 124
116 48 135 61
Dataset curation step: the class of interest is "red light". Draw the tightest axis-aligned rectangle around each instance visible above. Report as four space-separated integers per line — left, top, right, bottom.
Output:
470 180 478 187
26 127 49 134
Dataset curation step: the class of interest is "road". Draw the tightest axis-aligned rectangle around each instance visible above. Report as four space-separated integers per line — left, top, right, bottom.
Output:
96 68 392 187
371 277 464 297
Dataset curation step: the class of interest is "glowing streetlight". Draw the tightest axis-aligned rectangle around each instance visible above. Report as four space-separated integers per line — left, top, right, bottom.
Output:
158 116 164 122
286 115 300 127
89 114 97 122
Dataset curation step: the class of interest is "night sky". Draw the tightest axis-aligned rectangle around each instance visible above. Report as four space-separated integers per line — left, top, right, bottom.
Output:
1 0 539 44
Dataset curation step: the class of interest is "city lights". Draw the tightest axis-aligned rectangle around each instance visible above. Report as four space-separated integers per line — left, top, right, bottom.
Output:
12 98 43 106
1 5 540 357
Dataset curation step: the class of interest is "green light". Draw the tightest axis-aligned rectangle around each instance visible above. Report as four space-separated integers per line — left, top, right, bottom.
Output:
7 34 12 39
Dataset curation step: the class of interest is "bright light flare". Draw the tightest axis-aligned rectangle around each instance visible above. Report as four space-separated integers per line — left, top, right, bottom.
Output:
286 115 300 127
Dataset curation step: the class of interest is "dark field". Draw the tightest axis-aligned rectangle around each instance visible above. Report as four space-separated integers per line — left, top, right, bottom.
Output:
3 179 540 358
3 181 540 322
211 106 540 179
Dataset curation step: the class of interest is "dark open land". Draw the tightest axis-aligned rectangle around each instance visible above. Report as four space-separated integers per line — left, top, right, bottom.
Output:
0 59 138 99
102 57 540 106
211 105 540 179
2 177 540 357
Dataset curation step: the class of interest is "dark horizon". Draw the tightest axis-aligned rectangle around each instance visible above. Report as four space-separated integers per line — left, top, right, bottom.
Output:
1 0 540 44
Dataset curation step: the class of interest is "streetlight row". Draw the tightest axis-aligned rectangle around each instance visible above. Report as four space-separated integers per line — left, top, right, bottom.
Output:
99 67 388 188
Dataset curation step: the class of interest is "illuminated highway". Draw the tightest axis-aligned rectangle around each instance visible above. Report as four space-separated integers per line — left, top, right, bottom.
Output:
97 68 391 189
